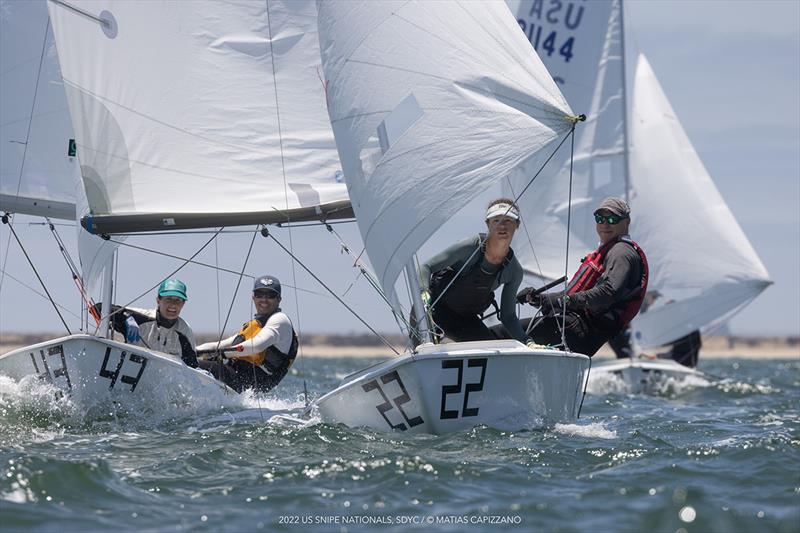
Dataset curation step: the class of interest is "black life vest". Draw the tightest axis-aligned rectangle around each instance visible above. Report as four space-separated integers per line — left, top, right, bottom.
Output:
566 236 649 327
430 234 513 316
231 315 298 377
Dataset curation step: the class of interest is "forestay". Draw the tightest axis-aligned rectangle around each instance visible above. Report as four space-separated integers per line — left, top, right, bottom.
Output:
317 0 574 313
506 0 771 347
46 0 350 234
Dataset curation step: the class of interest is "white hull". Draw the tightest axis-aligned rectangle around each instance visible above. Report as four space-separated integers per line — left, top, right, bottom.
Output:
311 340 590 434
589 358 706 394
0 334 235 411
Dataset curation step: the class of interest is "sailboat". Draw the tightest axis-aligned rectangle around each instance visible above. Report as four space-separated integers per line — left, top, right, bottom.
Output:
308 1 590 433
0 0 352 410
507 0 772 389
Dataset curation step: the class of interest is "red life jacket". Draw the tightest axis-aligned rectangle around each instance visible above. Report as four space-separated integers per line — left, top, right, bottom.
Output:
566 237 649 327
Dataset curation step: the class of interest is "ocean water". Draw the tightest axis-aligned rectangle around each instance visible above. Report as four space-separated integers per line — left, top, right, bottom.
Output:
1 356 798 533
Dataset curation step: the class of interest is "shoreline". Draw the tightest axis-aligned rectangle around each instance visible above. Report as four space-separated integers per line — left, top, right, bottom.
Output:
1 343 797 360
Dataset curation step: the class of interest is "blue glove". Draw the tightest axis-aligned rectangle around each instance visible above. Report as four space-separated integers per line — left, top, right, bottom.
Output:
125 316 140 343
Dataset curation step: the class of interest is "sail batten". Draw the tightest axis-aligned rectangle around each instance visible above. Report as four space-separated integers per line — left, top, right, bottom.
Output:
47 0 350 233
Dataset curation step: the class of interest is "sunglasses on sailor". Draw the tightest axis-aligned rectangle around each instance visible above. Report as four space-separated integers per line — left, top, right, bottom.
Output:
594 214 628 225
253 291 279 300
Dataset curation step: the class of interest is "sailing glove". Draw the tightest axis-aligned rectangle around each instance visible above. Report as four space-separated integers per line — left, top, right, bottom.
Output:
516 286 536 304
536 293 569 314
125 316 140 343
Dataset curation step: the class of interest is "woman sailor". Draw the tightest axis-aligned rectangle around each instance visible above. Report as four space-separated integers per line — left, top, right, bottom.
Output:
417 198 533 346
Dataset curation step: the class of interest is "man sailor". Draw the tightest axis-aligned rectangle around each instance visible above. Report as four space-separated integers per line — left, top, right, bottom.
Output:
99 278 198 367
196 275 298 393
510 197 649 356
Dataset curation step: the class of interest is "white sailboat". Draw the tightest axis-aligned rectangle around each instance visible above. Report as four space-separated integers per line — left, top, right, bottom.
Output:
0 0 351 410
308 0 590 433
507 0 771 388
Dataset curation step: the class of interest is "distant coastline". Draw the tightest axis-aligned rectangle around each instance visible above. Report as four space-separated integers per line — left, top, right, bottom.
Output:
1 332 797 360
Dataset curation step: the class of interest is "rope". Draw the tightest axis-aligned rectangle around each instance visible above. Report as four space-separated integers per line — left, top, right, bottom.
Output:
1 215 71 334
104 236 328 299
92 228 225 335
428 127 577 316
215 227 259 350
324 223 415 338
213 226 259 403
264 228 400 356
559 124 578 350
46 219 100 325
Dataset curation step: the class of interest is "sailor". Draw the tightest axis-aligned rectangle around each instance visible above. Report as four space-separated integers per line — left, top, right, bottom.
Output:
417 198 533 346
196 275 298 393
511 197 649 356
610 327 701 369
97 278 198 367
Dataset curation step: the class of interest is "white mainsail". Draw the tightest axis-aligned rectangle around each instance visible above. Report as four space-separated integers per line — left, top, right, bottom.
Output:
1 0 76 219
317 0 574 314
508 0 771 347
46 0 350 234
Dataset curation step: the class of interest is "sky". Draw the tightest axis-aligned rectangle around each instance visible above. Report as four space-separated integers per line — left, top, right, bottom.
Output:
1 0 798 340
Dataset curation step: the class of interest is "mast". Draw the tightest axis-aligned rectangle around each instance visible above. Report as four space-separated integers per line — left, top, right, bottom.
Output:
405 259 431 345
99 252 114 339
619 0 632 203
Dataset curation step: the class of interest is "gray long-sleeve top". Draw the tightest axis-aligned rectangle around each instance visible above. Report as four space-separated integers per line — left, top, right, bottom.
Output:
419 234 529 343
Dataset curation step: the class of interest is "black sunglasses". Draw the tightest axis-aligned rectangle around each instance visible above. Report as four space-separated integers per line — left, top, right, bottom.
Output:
253 291 279 300
594 214 628 225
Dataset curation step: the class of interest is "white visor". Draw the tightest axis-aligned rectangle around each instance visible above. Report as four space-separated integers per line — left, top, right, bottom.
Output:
485 203 520 221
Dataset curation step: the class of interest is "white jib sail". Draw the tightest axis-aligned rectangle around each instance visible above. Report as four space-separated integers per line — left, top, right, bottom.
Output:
628 54 771 346
507 0 771 348
1 0 77 219
1 0 119 309
318 0 574 313
46 0 349 233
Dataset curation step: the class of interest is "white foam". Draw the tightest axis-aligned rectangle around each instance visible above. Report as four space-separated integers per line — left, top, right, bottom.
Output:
554 422 617 439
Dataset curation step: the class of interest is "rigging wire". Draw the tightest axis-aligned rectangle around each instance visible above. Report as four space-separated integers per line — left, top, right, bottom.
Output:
560 124 578 350
1 215 71 334
104 237 331 299
264 228 400 356
427 125 579 316
93 228 225 335
45 219 101 325
0 266 82 320
323 223 416 340
0 18 50 303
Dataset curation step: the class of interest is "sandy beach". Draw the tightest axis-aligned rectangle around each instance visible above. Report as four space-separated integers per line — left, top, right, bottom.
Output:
1 334 797 360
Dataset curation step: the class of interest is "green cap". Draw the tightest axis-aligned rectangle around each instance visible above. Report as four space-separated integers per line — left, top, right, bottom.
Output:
158 278 187 301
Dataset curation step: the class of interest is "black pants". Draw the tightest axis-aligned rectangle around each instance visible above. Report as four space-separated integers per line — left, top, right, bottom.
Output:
490 312 610 356
409 302 495 344
198 359 283 393
432 303 495 342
